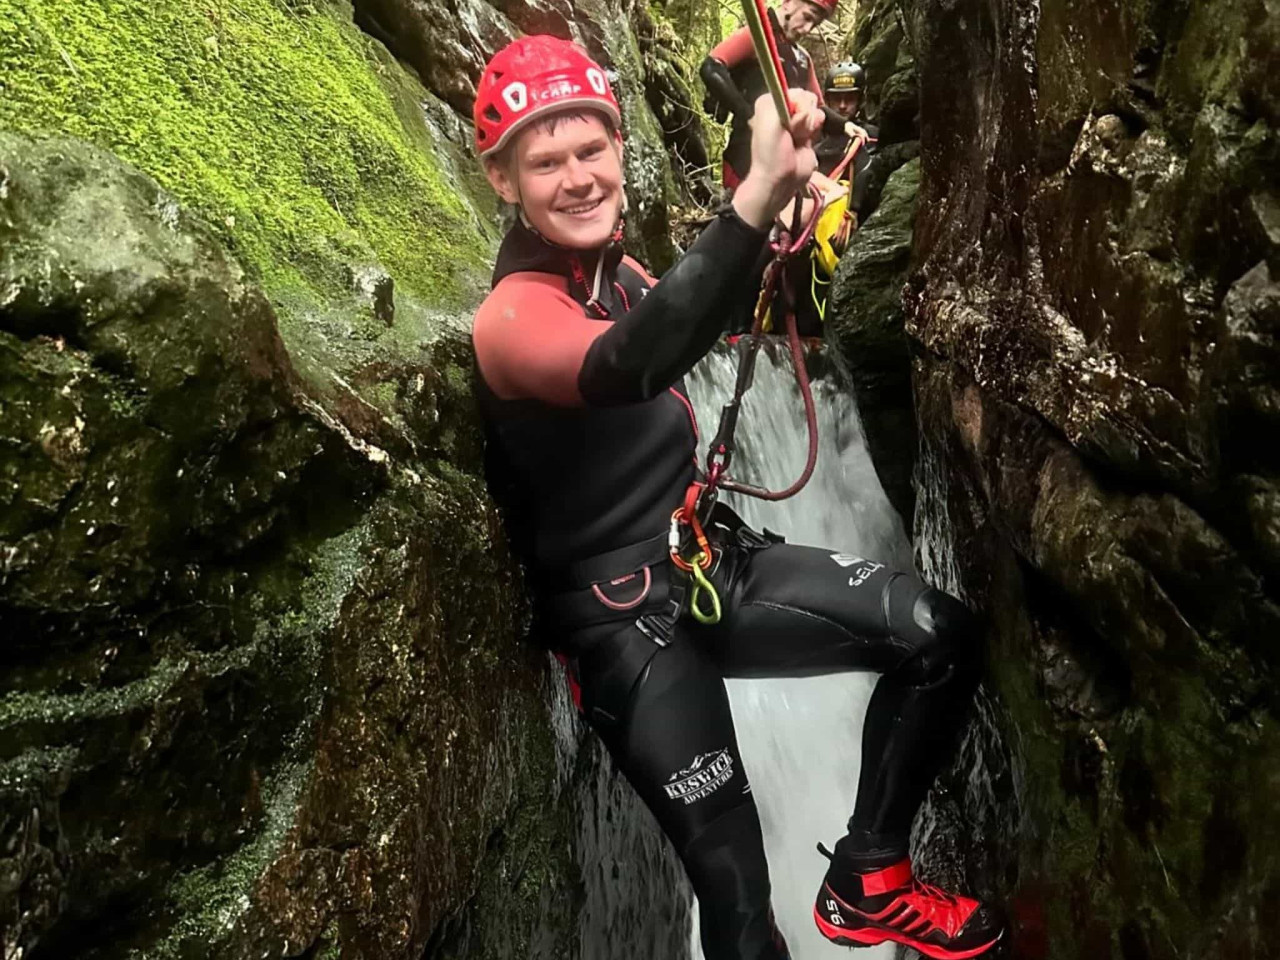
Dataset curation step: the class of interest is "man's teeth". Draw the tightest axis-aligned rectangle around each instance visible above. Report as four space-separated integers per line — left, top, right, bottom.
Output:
562 199 601 215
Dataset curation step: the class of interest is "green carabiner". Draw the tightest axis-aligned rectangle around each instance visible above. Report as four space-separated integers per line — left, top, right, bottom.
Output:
688 552 723 625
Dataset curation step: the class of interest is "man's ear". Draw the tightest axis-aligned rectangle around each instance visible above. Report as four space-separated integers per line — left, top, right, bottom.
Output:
484 155 520 205
613 127 625 166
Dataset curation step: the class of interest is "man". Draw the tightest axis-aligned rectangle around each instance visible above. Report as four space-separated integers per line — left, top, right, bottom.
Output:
700 0 855 190
815 61 874 173
471 35 1004 960
762 59 878 336
754 62 877 338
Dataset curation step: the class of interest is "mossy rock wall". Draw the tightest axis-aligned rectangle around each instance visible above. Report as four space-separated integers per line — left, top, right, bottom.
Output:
0 1 689 956
845 0 919 146
0 0 500 321
0 121 566 960
902 0 1280 957
827 1 924 527
827 157 920 525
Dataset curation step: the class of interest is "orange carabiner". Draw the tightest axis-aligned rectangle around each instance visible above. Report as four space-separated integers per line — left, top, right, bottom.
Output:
670 507 713 572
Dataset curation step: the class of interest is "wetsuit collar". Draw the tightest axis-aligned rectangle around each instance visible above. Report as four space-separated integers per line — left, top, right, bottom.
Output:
492 217 624 290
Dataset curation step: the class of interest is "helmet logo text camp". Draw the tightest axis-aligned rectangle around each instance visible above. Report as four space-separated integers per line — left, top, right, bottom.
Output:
533 78 583 102
586 68 607 94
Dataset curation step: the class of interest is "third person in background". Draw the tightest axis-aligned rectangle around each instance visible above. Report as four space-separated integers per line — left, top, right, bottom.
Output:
701 0 855 192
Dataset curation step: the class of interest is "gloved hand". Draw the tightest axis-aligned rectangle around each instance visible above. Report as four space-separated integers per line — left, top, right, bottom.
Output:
844 121 871 142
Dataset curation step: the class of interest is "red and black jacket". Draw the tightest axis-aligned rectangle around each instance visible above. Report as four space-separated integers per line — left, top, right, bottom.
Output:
472 212 767 601
700 12 842 185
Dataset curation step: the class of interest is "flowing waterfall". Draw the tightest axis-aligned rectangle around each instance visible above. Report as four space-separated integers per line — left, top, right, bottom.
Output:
684 341 912 959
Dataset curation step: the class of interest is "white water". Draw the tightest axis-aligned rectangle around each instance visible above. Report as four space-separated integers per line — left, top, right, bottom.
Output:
684 342 912 960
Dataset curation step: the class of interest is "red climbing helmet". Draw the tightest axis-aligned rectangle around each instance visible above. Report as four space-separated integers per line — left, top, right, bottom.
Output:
473 36 622 159
807 0 839 16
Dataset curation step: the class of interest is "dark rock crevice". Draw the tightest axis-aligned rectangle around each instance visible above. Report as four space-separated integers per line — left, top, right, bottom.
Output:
878 0 1280 952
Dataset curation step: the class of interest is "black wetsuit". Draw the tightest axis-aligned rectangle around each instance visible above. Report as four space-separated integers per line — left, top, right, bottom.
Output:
472 213 982 960
815 116 879 218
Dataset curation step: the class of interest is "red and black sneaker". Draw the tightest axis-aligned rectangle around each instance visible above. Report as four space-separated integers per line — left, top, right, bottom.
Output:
812 846 1003 959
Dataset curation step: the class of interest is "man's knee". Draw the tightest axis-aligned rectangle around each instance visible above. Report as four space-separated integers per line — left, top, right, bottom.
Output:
884 578 981 684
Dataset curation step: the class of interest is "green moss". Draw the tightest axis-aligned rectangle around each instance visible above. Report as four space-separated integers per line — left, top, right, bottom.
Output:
0 657 191 730
0 745 78 790
140 759 314 960
0 0 493 312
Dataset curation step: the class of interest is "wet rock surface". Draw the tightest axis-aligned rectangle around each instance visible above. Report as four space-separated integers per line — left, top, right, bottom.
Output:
0 126 685 960
828 0 923 526
828 157 920 524
0 129 505 959
900 0 1280 956
845 0 919 147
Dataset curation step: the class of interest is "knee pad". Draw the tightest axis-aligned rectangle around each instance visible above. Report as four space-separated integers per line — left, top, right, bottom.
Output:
884 580 979 684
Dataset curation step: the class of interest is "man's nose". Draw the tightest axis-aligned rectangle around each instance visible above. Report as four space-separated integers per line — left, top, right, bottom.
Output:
562 156 594 192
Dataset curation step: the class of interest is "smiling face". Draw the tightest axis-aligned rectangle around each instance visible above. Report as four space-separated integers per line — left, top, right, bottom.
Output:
484 111 625 250
778 0 826 42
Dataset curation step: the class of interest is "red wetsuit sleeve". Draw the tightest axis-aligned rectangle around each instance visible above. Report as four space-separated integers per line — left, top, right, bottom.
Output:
475 209 769 409
473 273 607 407
709 26 755 68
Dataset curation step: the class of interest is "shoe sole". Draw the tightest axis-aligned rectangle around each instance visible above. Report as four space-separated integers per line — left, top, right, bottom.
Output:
814 908 1003 959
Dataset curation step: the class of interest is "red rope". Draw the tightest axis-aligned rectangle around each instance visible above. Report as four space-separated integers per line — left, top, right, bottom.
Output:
699 182 824 504
827 135 864 182
672 3 831 523
718 258 819 501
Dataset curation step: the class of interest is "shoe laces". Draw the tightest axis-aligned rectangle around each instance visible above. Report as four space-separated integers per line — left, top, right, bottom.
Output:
895 879 971 937
912 878 953 901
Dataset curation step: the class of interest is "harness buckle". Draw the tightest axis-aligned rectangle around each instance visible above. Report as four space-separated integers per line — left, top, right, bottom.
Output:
635 616 671 647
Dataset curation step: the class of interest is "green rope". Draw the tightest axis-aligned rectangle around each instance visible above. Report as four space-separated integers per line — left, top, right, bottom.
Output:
688 553 723 625
811 258 832 324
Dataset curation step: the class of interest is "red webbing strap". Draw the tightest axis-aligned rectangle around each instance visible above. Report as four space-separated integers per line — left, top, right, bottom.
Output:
827 134 864 183
860 859 914 897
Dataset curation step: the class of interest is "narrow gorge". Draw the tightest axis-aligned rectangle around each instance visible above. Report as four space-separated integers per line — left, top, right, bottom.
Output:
2 0 1277 957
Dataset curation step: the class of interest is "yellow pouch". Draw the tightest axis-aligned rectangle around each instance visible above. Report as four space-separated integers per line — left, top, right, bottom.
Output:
813 191 853 277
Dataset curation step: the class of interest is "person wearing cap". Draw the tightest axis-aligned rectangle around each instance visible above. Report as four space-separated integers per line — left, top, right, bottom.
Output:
700 0 857 191
470 34 1004 960
815 61 876 180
